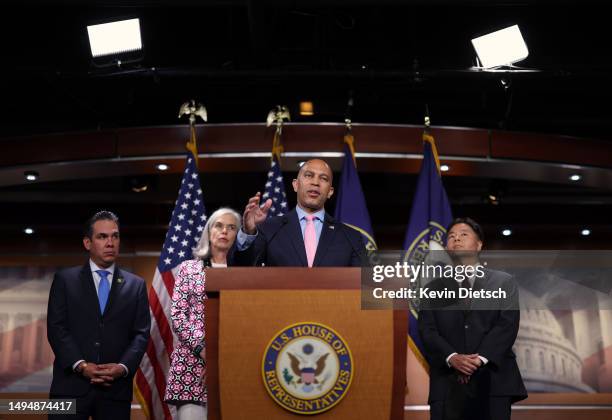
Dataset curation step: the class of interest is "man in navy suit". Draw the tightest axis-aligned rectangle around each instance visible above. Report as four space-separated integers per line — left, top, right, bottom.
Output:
47 211 150 420
235 158 365 267
418 218 527 420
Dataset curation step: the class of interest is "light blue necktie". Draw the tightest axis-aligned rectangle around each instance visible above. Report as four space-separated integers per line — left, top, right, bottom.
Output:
96 270 111 313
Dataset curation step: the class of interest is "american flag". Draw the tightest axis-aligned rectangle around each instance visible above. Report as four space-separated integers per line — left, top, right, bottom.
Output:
262 156 288 217
135 152 207 420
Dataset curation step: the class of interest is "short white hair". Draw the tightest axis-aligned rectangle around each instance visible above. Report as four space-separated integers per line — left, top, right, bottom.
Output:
192 207 241 260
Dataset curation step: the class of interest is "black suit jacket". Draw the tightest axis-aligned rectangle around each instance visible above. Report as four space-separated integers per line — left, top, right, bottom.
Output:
47 263 151 401
418 269 527 404
234 208 366 267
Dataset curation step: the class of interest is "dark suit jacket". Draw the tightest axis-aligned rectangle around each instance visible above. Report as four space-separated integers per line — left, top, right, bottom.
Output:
418 269 527 404
234 208 366 267
47 263 151 401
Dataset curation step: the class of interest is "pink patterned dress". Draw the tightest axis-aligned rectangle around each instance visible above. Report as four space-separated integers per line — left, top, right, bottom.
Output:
164 259 207 405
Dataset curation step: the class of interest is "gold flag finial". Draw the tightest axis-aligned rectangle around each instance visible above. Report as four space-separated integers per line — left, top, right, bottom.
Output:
344 117 353 132
179 99 208 126
178 100 207 164
266 105 291 132
266 105 290 162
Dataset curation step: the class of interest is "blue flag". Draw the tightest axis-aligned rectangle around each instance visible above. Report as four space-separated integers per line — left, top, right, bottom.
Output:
334 135 377 253
403 132 453 371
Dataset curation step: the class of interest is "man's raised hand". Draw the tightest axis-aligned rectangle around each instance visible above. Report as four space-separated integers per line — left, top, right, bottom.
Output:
243 192 272 234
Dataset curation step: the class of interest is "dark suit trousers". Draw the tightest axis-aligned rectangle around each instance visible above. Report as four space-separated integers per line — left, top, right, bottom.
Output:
430 376 512 420
430 398 511 420
49 388 130 420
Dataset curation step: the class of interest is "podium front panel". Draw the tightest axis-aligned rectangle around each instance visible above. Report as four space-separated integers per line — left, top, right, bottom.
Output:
218 290 394 419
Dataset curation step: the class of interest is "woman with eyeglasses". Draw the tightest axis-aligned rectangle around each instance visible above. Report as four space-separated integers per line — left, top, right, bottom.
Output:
164 207 241 420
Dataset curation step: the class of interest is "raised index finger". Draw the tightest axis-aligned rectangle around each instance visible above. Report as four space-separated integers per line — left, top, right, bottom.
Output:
247 192 262 205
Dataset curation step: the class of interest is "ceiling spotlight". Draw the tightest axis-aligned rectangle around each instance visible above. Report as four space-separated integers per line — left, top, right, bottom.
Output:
569 174 581 181
299 101 314 116
24 227 34 235
502 228 512 237
488 194 499 205
581 228 591 236
87 18 143 67
471 25 528 69
24 171 39 182
440 164 450 172
156 163 169 171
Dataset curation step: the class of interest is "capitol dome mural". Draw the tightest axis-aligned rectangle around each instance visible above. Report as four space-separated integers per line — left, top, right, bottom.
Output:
514 289 593 392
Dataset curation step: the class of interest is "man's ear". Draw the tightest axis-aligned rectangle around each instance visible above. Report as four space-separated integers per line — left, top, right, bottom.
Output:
292 178 298 192
327 186 334 199
83 237 92 251
476 241 483 252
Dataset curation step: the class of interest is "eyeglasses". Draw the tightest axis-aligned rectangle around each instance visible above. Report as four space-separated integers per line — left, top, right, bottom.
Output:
212 222 238 232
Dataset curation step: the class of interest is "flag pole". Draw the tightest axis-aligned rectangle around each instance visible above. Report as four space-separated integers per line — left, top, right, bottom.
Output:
262 106 290 218
423 104 442 173
266 105 290 164
343 95 357 166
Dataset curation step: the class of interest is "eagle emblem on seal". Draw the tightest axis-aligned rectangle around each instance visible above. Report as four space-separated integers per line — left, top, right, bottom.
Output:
287 344 330 392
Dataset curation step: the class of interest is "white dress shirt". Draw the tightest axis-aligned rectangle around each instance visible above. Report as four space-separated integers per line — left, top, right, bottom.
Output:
73 260 128 376
446 266 489 367
89 260 115 294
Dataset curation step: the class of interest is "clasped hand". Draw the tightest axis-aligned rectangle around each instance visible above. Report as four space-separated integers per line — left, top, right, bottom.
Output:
81 362 125 386
449 353 483 384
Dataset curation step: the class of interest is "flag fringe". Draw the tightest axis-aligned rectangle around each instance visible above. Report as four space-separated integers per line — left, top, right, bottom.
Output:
422 132 442 173
408 334 430 374
186 126 199 165
134 383 151 420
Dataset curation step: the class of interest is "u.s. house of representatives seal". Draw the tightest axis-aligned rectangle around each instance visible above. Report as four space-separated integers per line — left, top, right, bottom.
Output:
262 322 354 415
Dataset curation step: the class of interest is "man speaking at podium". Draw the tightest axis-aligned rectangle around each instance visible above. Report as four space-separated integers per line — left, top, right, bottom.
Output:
234 158 365 267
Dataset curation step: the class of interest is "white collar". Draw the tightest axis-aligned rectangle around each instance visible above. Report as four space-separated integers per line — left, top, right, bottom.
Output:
89 259 116 276
296 206 325 222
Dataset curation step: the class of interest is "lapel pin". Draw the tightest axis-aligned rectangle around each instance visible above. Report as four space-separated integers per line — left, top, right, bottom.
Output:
117 276 124 284
329 225 335 229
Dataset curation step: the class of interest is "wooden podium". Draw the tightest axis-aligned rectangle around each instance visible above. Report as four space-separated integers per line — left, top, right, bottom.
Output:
204 267 407 419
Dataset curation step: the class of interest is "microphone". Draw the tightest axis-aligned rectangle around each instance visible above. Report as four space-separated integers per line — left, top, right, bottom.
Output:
337 222 367 267
253 215 288 266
